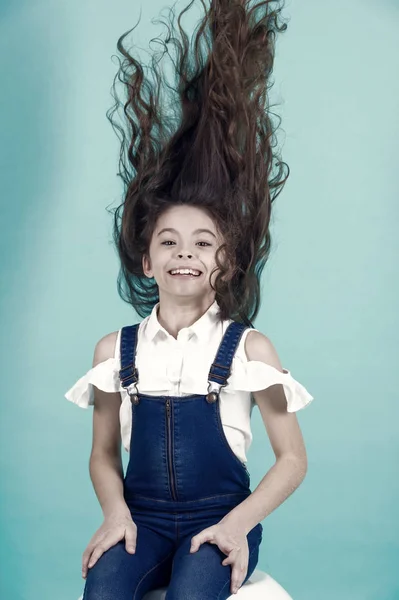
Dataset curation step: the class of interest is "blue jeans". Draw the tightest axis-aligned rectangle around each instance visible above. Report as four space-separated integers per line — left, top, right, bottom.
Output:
82 320 263 599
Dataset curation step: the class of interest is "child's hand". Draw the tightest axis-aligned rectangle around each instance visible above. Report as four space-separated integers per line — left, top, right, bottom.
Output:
189 521 249 595
81 511 137 579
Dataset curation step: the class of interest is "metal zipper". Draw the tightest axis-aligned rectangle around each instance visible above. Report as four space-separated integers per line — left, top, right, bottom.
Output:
165 398 177 500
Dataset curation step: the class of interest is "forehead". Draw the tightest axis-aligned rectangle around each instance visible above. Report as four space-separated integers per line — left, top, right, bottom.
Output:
157 226 217 238
155 206 218 233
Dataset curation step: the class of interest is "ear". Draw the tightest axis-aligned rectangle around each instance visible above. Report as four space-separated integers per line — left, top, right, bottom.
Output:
142 254 153 278
217 247 233 283
221 270 233 283
221 258 234 283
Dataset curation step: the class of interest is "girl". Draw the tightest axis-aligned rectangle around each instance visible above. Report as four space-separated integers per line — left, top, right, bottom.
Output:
65 1 314 598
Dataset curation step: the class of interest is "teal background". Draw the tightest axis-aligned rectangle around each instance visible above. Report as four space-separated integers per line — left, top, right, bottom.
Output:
1 1 398 599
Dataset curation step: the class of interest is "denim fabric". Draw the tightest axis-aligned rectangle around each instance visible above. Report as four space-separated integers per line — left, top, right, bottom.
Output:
82 321 263 600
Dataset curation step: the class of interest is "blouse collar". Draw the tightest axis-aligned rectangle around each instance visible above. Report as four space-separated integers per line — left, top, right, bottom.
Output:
144 299 221 343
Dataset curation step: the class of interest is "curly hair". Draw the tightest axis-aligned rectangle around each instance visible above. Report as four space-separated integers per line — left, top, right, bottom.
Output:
106 0 290 327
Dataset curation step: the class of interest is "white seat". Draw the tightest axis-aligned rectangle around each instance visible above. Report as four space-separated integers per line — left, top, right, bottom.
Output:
77 568 293 599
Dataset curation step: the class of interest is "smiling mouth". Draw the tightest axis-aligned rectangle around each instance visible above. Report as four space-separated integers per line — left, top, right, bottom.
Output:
168 271 203 278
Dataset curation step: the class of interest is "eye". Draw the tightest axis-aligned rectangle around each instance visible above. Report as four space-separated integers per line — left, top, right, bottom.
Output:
161 241 211 247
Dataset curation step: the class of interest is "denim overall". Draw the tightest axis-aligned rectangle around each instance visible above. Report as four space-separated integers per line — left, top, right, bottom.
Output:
82 321 263 600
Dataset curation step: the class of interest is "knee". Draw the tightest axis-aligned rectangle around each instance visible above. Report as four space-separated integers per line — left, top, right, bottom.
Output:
166 580 230 600
82 543 128 599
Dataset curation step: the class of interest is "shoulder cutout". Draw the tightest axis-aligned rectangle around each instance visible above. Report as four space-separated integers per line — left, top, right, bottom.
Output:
228 328 314 412
93 330 120 367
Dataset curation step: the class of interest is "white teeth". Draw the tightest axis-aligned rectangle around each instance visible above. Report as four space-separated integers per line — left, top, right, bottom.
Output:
170 268 201 276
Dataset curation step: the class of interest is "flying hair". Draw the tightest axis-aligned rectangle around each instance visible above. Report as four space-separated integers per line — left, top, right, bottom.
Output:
106 0 290 326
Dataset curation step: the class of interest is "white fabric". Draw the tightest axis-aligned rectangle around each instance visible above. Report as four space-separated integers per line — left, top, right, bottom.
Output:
65 300 314 463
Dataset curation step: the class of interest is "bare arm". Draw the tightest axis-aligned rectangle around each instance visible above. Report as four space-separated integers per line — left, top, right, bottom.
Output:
88 331 131 519
220 330 308 534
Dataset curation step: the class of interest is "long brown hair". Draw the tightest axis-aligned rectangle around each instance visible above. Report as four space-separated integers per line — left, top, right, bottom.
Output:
106 0 289 327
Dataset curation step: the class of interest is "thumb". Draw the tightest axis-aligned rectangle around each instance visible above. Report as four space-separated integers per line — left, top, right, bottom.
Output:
190 535 200 552
190 530 210 553
125 525 137 553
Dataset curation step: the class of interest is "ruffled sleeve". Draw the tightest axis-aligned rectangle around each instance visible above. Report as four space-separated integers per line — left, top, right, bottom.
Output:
64 357 121 408
228 357 314 412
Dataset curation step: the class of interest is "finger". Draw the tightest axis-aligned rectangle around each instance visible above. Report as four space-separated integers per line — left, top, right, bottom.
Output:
230 561 247 594
82 544 96 575
222 546 240 566
87 537 115 569
87 544 107 569
190 529 213 553
125 525 137 554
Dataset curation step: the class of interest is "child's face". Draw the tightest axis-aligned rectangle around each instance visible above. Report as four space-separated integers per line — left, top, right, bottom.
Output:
142 205 227 301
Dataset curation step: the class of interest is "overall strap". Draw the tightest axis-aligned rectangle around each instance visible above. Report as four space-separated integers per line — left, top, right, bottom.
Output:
118 324 140 400
206 321 252 403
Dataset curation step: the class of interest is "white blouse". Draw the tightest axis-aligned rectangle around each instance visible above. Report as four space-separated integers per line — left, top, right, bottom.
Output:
64 300 314 464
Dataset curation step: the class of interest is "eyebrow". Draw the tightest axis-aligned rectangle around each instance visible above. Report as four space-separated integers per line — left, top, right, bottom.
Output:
157 227 216 238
